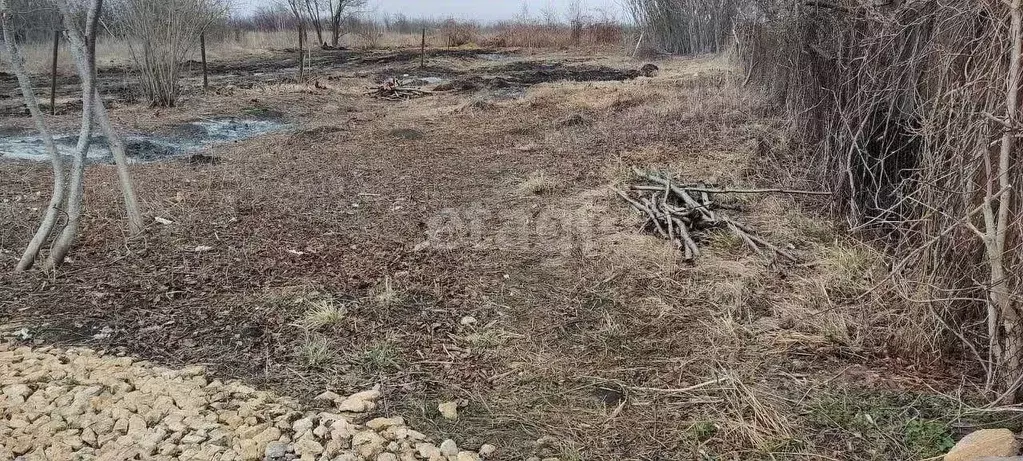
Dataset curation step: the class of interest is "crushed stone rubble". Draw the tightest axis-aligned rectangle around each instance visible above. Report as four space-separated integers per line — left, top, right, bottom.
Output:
0 343 498 461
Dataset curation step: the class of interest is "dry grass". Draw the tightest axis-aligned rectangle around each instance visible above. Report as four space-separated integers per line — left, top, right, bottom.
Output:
296 334 332 369
518 171 560 196
300 298 346 330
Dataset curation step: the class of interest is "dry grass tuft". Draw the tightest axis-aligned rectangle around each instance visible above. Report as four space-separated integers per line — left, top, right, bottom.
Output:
301 299 346 330
518 171 560 196
296 335 332 369
817 243 883 298
721 373 794 450
373 276 402 306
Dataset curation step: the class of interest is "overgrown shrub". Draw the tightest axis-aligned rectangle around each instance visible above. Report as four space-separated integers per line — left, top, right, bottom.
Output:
736 0 1023 400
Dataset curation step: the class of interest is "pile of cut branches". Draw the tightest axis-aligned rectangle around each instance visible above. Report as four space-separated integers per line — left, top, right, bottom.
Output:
614 168 828 261
368 78 431 101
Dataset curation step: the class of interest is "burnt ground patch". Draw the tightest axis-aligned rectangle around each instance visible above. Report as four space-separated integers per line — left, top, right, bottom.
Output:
431 61 645 94
488 60 642 84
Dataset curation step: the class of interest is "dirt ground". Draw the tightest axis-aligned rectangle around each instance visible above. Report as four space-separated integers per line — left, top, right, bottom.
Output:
0 46 1000 460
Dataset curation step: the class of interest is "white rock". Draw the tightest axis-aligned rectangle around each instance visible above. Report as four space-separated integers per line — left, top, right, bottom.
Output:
314 391 341 402
366 416 404 430
337 398 371 413
416 443 442 459
3 384 31 398
347 387 381 402
944 429 1020 461
294 437 324 456
439 439 459 456
264 441 288 460
292 417 315 435
438 401 458 420
478 444 497 457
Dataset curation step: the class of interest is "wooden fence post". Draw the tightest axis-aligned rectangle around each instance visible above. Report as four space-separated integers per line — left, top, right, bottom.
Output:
50 30 59 115
200 32 208 91
420 28 426 69
298 23 305 81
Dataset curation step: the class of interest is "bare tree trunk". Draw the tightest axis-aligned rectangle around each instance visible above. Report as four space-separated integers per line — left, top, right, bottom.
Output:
329 1 342 47
972 0 1023 403
1 0 67 271
54 0 145 236
304 0 324 45
46 0 104 268
993 0 1022 403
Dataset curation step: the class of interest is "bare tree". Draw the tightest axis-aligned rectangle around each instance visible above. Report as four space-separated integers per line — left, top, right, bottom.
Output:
303 0 324 45
626 0 740 54
977 0 1023 402
46 0 103 267
54 0 144 237
3 0 136 270
281 0 306 78
2 0 66 271
326 0 364 47
106 0 228 106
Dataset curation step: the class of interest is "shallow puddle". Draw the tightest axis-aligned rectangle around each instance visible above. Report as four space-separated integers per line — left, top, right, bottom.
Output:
0 117 288 164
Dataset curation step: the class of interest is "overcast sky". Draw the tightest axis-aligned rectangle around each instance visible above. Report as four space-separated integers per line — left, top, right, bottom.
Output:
236 0 627 22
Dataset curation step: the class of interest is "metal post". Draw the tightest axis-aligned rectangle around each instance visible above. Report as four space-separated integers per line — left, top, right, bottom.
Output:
420 28 426 69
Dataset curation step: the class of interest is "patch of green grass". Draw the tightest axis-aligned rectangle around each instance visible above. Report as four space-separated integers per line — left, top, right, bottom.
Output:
809 391 956 459
688 421 718 442
904 419 955 457
296 335 333 369
358 342 402 373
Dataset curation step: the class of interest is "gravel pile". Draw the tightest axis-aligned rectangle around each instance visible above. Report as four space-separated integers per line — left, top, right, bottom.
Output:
0 343 497 461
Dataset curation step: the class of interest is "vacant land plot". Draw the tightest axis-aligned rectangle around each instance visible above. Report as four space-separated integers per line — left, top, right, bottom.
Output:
0 46 994 459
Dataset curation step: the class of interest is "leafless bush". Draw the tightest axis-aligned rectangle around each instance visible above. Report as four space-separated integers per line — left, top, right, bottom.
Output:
626 0 742 54
481 20 623 49
736 0 1023 401
106 0 228 106
351 15 382 49
439 19 477 47
2 0 60 43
